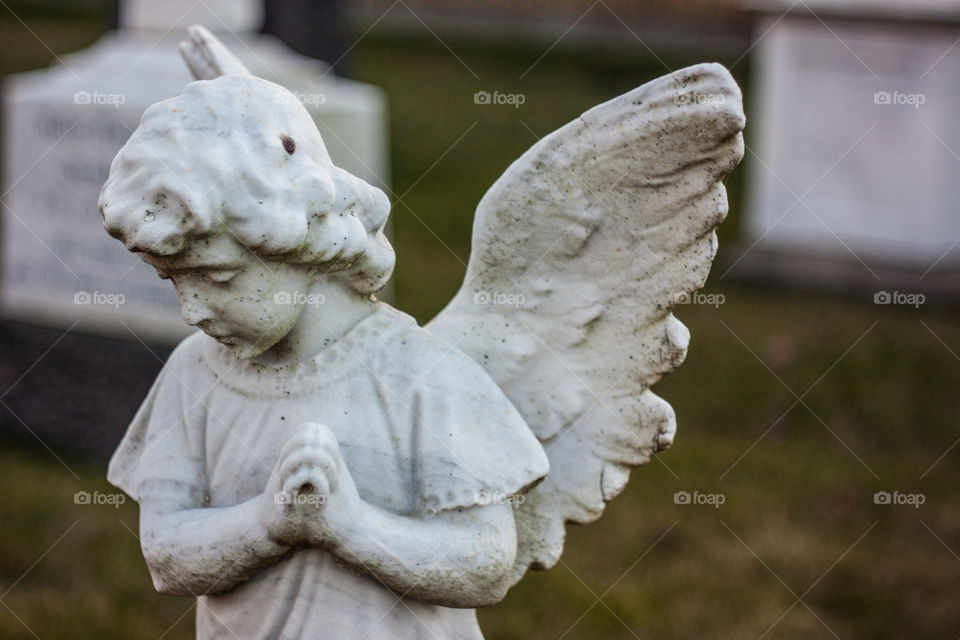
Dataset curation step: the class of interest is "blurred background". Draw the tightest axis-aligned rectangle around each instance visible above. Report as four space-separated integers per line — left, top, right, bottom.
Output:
0 0 958 638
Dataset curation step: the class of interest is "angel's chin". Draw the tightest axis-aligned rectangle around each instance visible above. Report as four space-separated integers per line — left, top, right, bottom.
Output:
214 336 267 360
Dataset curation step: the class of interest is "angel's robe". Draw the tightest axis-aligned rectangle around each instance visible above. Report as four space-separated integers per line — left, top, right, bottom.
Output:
108 303 549 640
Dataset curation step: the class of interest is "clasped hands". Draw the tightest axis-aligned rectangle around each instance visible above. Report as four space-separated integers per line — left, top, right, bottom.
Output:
259 422 361 549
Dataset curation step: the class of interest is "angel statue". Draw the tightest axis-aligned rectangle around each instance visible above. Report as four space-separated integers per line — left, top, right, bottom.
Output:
103 26 744 639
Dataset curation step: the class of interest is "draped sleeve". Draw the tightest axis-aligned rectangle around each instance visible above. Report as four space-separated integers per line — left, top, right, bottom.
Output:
107 332 209 507
368 308 550 514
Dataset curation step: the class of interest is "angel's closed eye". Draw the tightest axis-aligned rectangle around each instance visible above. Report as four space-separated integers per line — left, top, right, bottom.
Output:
203 269 241 284
155 268 171 280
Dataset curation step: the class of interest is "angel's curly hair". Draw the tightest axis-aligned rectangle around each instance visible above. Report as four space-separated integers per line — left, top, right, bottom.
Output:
99 74 394 294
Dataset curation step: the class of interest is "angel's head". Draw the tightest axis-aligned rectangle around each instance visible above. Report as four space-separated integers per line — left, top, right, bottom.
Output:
98 75 395 357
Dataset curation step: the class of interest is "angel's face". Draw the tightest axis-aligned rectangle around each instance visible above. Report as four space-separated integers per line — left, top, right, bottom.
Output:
142 233 316 359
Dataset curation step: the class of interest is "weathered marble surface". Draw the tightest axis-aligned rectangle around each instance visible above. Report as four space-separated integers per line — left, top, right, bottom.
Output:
103 26 744 639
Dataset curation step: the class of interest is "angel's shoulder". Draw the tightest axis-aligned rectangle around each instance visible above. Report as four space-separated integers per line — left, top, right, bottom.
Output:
169 330 207 361
363 304 501 394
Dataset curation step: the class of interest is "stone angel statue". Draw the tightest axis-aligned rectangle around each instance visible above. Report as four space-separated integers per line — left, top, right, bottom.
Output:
103 26 744 639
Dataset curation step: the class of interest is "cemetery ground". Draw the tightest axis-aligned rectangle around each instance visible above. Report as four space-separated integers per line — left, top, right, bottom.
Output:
2 12 959 639
2 286 957 639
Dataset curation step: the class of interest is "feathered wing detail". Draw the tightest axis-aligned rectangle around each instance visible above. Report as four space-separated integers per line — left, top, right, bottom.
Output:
426 63 745 585
179 25 251 80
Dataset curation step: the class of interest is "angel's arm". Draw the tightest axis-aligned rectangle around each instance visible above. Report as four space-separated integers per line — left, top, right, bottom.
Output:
271 422 519 607
328 502 518 607
137 488 289 596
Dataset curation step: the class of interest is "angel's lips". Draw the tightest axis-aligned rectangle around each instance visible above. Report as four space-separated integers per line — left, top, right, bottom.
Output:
202 329 235 343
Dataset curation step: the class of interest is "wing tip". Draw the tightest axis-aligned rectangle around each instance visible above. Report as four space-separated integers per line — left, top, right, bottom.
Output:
669 62 746 132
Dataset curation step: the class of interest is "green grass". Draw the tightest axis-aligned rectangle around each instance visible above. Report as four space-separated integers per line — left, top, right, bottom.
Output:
3 288 958 639
0 450 195 638
1 14 958 640
0 7 103 78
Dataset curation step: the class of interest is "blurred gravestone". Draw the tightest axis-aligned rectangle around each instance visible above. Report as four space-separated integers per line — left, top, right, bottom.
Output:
737 0 960 300
1 0 389 344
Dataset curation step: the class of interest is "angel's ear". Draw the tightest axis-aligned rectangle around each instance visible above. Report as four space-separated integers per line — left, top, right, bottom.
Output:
179 25 251 81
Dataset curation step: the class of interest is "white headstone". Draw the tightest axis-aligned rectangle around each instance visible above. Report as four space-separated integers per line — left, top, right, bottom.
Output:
740 1 960 295
122 0 263 32
2 28 388 344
